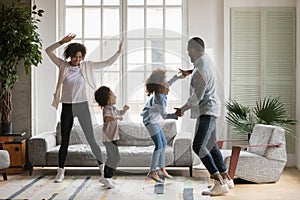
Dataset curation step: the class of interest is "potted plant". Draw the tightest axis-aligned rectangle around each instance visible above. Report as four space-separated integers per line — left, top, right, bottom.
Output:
0 0 44 133
226 97 297 139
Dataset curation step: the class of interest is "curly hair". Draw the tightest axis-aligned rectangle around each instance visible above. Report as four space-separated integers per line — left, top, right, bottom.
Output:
145 68 167 96
94 86 110 107
63 43 87 59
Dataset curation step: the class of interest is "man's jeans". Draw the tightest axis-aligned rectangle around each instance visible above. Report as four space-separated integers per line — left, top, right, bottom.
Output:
193 115 227 175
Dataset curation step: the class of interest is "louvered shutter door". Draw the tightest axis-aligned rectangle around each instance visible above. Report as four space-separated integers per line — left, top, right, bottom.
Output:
230 7 296 152
263 8 296 152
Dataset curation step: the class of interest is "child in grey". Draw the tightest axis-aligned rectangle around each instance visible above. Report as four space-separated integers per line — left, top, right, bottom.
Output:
94 86 129 189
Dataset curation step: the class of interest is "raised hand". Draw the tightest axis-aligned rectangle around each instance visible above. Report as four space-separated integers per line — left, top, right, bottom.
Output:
123 105 130 111
178 68 193 78
59 33 76 45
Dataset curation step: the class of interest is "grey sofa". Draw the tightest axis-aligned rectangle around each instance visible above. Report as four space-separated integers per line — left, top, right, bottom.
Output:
28 121 194 176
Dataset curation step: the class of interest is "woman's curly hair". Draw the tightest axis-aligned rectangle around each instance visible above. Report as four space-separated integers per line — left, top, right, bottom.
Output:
145 68 167 96
63 43 87 59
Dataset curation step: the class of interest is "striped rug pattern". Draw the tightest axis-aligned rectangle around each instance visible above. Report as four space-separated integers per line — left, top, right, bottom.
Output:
0 174 211 200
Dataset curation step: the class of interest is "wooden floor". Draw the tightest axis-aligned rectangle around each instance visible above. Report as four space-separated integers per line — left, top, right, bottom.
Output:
214 167 300 200
1 167 299 199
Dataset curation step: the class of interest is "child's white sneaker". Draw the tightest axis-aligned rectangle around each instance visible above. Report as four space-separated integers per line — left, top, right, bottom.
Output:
100 177 115 189
54 168 65 183
106 178 115 189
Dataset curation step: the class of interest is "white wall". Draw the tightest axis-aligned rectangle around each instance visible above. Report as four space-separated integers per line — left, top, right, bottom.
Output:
33 0 57 134
296 0 300 169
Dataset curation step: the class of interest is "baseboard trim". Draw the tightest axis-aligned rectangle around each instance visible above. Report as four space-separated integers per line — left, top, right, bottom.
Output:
287 154 296 167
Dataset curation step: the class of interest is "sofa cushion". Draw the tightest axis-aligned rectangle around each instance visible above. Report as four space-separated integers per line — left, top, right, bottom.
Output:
118 146 174 166
56 122 103 145
117 120 177 146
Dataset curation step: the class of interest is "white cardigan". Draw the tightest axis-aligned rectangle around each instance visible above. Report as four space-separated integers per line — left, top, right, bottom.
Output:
45 42 121 109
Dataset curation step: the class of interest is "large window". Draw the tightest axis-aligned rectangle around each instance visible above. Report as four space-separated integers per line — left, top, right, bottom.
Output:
59 0 187 124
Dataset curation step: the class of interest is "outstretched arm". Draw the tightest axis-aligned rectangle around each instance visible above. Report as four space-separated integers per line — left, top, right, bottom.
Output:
45 33 76 67
119 105 130 116
168 68 193 86
104 104 129 122
91 38 124 69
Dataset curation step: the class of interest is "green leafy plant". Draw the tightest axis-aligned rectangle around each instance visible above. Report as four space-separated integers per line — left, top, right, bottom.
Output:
226 97 297 138
0 0 44 132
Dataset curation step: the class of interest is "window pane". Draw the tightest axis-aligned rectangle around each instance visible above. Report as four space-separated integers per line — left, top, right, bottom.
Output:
165 0 182 5
146 40 163 69
85 8 101 38
127 40 144 68
127 72 146 101
66 8 82 37
147 0 163 5
85 0 101 6
103 0 119 5
128 0 144 5
100 72 120 92
66 0 81 6
146 8 163 37
128 8 144 38
166 40 182 64
127 91 145 122
166 8 182 36
84 40 101 61
103 8 119 37
102 39 120 70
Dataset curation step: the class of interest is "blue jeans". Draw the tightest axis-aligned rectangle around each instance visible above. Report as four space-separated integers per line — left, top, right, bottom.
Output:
145 123 167 172
193 115 227 175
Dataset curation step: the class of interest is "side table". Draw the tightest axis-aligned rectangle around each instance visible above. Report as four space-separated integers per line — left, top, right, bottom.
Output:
0 132 26 174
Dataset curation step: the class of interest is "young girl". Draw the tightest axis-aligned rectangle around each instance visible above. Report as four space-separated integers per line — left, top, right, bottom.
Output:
141 68 188 183
94 86 129 189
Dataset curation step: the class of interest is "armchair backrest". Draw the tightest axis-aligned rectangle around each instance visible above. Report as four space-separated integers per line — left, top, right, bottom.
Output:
248 124 287 162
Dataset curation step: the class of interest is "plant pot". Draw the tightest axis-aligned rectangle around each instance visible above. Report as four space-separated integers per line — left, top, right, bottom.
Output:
1 122 12 134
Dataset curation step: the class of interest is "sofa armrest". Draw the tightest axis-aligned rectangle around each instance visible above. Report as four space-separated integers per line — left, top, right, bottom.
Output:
173 131 193 166
28 131 57 166
217 139 248 149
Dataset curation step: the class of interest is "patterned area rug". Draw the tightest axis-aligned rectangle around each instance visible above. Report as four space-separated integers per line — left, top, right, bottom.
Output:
0 173 212 200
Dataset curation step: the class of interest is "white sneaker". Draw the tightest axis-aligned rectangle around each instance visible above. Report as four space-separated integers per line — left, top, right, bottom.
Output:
202 180 229 196
106 178 115 188
100 177 115 189
54 168 65 183
208 179 234 189
98 164 104 176
225 179 234 189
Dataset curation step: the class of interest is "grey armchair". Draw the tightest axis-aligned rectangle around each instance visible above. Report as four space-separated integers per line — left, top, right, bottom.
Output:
218 124 287 183
0 142 10 181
